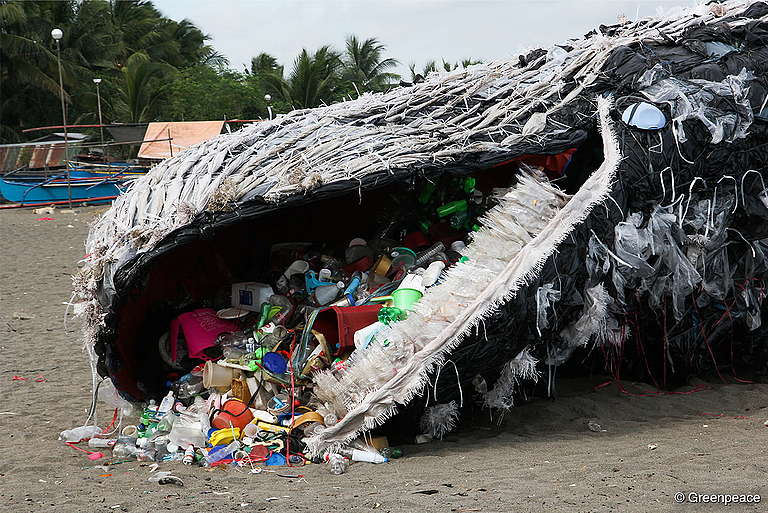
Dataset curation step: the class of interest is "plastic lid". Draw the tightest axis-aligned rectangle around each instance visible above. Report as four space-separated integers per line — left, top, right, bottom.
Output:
262 352 288 374
621 102 666 130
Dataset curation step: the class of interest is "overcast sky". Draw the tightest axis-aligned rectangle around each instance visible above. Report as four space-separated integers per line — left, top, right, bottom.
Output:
154 0 695 76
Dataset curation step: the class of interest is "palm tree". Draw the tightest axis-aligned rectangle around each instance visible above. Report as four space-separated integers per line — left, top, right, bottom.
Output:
250 52 282 76
408 60 436 82
459 58 483 68
1 0 229 141
263 46 342 109
408 58 483 82
342 35 398 92
114 51 174 122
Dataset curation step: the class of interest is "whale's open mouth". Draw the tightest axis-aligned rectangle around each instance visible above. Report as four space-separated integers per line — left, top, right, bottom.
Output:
82 96 617 455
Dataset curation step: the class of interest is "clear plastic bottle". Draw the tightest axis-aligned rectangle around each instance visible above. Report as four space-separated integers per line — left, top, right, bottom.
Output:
204 440 240 465
324 453 349 475
112 441 141 460
323 413 338 426
136 448 156 462
339 448 388 464
87 438 116 448
173 373 204 399
217 331 252 359
415 242 445 266
154 439 170 461
59 425 103 443
158 391 175 414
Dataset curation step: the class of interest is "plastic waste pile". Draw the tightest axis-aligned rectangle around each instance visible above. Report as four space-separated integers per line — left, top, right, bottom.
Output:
61 175 490 473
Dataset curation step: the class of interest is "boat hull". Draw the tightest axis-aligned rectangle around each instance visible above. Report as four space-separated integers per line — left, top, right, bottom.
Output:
0 176 127 205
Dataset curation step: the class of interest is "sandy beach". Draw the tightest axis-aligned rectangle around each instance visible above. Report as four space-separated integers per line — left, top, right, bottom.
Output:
2 206 768 513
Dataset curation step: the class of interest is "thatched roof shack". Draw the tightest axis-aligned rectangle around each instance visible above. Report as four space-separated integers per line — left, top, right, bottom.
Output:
75 0 768 453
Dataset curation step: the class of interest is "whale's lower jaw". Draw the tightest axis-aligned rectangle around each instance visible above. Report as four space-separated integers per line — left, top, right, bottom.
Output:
305 96 622 455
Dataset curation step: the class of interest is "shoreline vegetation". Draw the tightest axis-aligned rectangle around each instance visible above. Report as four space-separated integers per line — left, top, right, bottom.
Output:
0 0 481 144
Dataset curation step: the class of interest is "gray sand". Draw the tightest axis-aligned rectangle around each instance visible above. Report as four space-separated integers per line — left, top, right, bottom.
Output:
2 207 767 512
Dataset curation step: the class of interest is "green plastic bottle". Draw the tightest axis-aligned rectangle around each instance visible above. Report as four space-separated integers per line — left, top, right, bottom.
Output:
436 199 468 218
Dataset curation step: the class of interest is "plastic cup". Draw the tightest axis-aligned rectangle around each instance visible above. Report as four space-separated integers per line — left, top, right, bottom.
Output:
203 360 236 389
121 425 138 437
391 288 423 311
283 260 310 279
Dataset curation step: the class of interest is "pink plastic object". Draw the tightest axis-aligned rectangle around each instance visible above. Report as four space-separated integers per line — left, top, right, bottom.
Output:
169 308 239 361
88 452 104 460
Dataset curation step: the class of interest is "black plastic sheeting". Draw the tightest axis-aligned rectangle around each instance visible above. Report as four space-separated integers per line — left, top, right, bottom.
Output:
430 12 768 407
97 10 768 413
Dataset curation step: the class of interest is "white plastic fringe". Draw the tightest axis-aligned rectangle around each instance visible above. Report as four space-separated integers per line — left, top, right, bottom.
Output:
559 284 612 349
419 401 460 440
484 347 541 412
304 96 621 455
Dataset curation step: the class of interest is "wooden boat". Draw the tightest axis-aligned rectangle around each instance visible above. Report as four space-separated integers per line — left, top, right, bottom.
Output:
0 171 132 206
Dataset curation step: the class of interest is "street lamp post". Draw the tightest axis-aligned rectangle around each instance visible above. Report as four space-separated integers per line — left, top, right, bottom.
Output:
51 28 72 208
93 78 105 160
264 94 273 120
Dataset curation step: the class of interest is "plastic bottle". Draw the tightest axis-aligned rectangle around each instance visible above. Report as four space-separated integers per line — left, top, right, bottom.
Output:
315 283 342 305
198 408 212 438
136 448 156 462
182 446 196 465
323 413 338 426
154 439 170 461
140 400 159 429
156 412 176 433
205 440 240 465
87 438 116 448
380 447 402 459
174 373 204 399
59 425 103 443
158 391 175 414
450 240 467 253
112 441 142 460
340 448 388 464
437 200 467 218
324 453 349 475
344 272 363 296
415 242 446 266
421 261 446 287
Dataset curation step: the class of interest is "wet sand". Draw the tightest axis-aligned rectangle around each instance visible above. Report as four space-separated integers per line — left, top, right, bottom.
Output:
1 207 767 512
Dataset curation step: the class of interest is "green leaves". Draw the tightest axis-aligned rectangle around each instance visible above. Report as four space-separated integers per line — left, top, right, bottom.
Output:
2 0 231 141
258 35 400 111
263 46 343 110
160 66 265 122
113 51 175 123
343 36 399 92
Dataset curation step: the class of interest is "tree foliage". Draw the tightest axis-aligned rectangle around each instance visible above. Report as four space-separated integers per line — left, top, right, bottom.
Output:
2 0 472 144
342 36 398 92
0 0 225 141
161 66 265 121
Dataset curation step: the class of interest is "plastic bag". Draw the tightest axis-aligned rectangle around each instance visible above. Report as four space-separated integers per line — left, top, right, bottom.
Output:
641 68 754 144
535 282 561 336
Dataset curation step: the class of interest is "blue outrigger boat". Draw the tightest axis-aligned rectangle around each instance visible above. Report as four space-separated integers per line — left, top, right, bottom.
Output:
0 168 134 206
1 120 239 207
